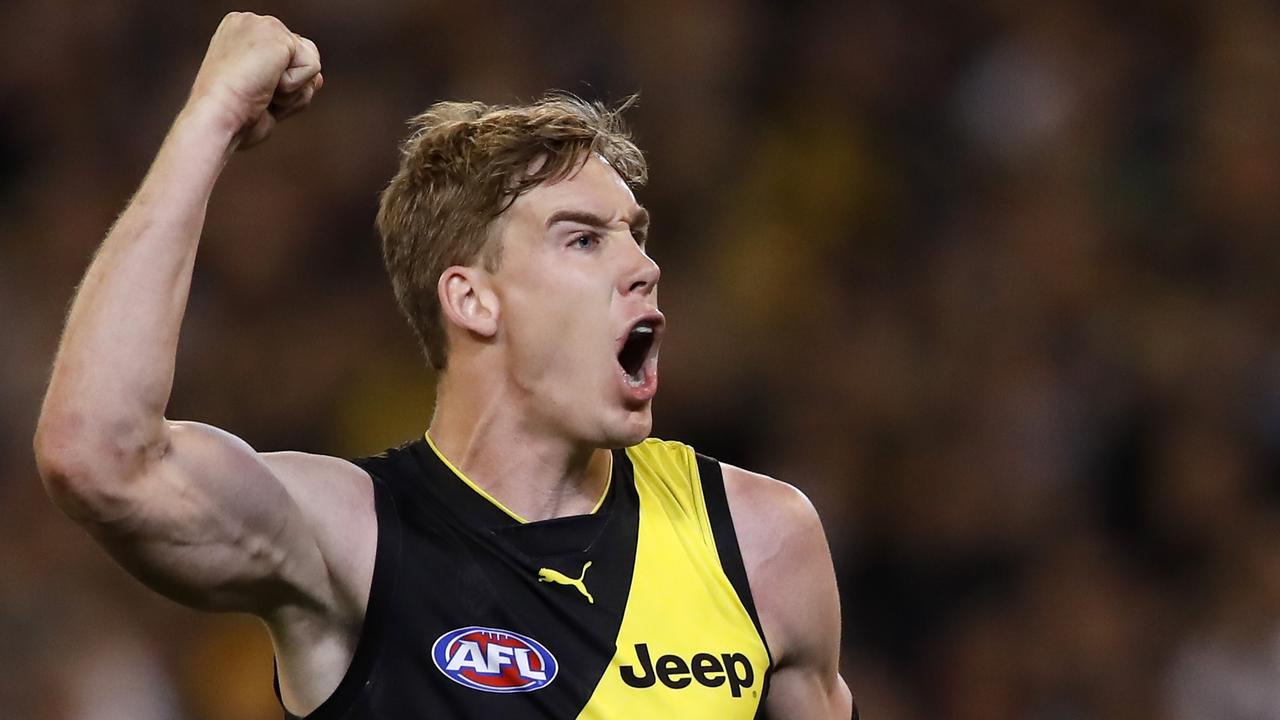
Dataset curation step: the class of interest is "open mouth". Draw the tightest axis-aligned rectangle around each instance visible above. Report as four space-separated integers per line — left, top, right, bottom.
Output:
618 318 660 388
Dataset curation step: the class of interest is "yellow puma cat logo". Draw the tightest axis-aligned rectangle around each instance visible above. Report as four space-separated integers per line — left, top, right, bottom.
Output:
538 561 594 604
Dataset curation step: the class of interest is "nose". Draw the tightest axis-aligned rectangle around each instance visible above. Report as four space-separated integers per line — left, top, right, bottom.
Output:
622 243 660 296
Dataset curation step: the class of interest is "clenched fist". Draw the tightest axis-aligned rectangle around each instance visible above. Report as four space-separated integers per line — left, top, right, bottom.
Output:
187 12 323 150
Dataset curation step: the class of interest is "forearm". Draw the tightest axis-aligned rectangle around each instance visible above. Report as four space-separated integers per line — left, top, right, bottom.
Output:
37 99 239 481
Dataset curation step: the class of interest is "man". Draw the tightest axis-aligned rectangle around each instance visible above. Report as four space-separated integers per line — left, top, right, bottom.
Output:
34 12 852 719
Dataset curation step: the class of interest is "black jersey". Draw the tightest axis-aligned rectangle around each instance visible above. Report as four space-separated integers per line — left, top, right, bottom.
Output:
278 436 771 719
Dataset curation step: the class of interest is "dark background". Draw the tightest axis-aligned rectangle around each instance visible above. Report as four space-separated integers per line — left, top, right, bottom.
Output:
4 1 1280 718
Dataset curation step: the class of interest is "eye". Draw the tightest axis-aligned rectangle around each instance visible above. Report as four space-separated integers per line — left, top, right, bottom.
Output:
570 233 599 250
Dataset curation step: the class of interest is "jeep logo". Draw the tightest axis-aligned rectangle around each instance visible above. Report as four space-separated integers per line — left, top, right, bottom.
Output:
619 643 755 697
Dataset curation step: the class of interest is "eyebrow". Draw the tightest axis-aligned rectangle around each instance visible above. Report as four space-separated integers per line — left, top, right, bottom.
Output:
546 207 650 235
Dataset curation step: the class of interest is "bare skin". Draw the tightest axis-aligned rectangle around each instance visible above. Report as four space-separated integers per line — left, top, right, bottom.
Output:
33 12 852 719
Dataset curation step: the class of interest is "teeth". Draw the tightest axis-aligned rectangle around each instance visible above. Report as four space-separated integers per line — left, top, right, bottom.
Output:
625 366 646 387
632 323 654 335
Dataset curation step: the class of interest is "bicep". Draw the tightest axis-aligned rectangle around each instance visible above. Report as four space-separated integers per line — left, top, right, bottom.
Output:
764 658 854 719
85 420 330 614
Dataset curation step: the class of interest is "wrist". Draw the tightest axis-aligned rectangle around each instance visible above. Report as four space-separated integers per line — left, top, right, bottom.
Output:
173 95 243 155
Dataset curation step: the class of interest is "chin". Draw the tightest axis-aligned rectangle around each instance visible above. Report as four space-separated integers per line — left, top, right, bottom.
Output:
611 429 651 449
598 408 653 448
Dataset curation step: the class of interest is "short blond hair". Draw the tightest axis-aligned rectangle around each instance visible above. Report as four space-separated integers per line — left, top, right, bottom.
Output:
376 95 647 370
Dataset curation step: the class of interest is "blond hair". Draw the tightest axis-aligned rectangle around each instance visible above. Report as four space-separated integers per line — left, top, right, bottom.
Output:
376 95 647 370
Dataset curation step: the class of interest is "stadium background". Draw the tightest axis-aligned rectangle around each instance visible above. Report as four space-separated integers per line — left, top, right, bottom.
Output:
3 1 1280 718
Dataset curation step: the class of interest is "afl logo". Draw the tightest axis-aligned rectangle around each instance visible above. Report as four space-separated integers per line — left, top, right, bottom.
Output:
432 626 558 693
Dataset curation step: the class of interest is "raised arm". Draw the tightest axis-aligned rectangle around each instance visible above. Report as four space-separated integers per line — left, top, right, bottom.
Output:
32 13 369 623
723 464 856 719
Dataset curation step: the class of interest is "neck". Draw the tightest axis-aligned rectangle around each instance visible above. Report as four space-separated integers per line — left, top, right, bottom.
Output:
426 367 611 523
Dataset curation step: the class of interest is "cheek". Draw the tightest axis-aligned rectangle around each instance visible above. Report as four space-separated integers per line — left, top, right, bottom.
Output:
505 286 598 370
498 257 615 380
540 312 614 390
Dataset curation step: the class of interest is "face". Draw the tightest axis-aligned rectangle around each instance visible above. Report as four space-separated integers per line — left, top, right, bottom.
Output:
488 154 663 448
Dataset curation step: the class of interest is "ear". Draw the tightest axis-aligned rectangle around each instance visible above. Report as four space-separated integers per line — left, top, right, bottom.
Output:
438 265 500 339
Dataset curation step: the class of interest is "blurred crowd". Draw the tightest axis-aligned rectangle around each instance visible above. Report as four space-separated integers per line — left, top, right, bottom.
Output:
4 0 1280 718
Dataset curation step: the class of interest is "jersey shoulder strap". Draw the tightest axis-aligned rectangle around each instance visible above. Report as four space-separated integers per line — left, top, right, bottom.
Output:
624 438 771 662
692 452 771 665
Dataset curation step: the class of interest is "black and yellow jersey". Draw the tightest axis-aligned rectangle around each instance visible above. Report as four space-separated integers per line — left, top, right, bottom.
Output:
278 435 772 719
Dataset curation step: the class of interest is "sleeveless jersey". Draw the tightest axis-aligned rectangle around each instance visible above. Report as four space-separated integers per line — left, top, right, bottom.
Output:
278 435 773 719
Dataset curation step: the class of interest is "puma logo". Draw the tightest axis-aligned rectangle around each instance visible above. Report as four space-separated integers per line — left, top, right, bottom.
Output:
538 561 594 604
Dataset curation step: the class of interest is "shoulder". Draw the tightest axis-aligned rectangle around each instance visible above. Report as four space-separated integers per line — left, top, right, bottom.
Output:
262 451 377 618
718 462 836 666
263 451 375 538
263 450 373 508
719 462 827 568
